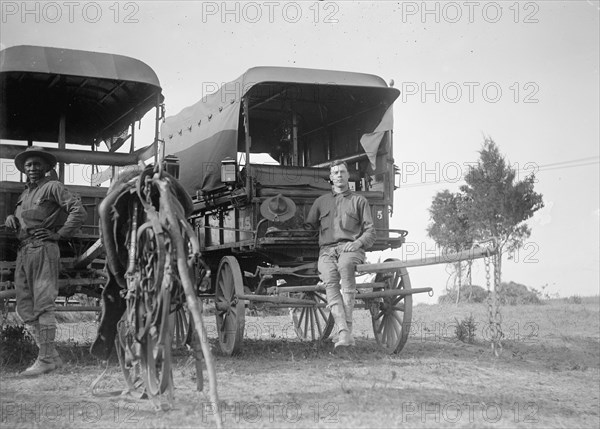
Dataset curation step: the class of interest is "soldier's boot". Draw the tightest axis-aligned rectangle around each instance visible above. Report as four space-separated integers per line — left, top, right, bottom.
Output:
327 315 340 343
26 321 40 348
332 303 353 348
341 290 356 346
22 324 61 377
325 285 353 348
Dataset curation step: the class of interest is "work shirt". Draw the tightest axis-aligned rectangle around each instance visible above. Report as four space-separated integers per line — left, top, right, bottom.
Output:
14 177 87 241
304 189 376 249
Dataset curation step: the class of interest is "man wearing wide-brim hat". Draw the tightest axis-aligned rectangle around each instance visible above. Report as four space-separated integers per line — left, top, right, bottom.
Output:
5 146 87 376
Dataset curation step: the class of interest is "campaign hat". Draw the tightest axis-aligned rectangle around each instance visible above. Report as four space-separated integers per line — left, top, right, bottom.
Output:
15 146 57 173
260 194 297 222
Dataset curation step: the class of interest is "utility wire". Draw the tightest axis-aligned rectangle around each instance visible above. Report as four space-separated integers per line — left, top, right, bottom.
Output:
398 156 599 188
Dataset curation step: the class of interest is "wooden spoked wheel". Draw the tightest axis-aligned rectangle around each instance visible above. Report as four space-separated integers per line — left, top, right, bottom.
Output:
369 260 413 354
170 219 198 350
142 286 173 400
171 304 192 349
290 291 334 341
215 256 246 355
135 222 174 399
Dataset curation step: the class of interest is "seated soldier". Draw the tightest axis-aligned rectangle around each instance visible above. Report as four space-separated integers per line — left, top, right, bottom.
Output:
303 160 376 348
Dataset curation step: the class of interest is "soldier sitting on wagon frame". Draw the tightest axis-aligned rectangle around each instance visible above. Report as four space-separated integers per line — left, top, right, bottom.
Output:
4 146 87 376
304 160 376 348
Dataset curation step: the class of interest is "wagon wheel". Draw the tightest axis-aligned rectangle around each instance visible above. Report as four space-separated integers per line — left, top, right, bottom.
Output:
135 222 166 338
215 256 246 355
115 218 163 398
115 221 162 397
170 219 198 349
141 286 173 400
290 291 334 341
137 222 165 296
171 304 193 349
369 260 413 354
135 221 173 399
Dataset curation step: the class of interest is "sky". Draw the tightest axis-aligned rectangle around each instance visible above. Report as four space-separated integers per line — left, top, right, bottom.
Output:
1 1 598 303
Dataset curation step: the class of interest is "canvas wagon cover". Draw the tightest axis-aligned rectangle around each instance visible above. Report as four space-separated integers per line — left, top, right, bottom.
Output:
162 66 398 195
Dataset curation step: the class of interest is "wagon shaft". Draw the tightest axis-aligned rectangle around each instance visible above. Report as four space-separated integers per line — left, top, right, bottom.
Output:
356 246 498 273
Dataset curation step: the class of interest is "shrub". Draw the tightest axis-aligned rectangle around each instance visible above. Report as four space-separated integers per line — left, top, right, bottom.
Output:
438 285 488 304
497 281 541 305
454 314 476 343
439 282 542 306
0 324 37 366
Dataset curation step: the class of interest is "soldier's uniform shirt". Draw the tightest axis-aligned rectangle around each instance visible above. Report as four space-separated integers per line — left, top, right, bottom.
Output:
304 189 376 249
304 189 376 294
15 176 87 240
13 177 87 324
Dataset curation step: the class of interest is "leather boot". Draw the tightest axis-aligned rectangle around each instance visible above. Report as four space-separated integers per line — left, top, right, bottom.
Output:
22 325 61 377
331 304 353 348
26 321 40 348
324 284 353 348
341 290 356 346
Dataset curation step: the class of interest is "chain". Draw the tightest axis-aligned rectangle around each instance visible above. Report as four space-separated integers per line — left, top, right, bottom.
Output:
484 249 503 357
493 251 503 354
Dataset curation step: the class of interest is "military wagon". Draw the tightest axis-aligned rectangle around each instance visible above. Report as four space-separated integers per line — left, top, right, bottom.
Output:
162 66 439 355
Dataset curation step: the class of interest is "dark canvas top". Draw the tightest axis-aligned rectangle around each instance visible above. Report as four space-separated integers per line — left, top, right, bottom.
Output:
0 45 163 145
163 66 399 195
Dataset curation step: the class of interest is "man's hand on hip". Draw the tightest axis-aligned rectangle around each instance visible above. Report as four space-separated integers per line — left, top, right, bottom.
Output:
32 228 61 241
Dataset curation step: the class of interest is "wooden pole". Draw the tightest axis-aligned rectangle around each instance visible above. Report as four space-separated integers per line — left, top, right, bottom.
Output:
58 114 66 182
356 246 498 273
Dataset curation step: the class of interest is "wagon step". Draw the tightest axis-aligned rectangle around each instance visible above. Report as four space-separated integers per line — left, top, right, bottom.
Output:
356 246 498 273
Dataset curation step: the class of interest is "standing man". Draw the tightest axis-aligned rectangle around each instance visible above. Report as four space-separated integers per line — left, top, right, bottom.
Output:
5 146 87 376
304 160 376 348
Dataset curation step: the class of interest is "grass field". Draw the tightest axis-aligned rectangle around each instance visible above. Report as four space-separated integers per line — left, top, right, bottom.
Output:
1 297 598 428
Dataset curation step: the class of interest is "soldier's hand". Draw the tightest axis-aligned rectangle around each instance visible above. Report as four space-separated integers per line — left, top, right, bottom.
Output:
5 215 19 230
342 241 361 252
32 228 61 241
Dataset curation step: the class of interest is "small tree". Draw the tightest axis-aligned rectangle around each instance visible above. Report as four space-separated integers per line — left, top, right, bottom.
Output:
427 138 544 298
460 138 544 279
427 190 473 303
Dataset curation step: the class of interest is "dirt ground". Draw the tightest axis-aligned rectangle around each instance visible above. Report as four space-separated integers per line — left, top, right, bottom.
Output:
1 297 599 428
